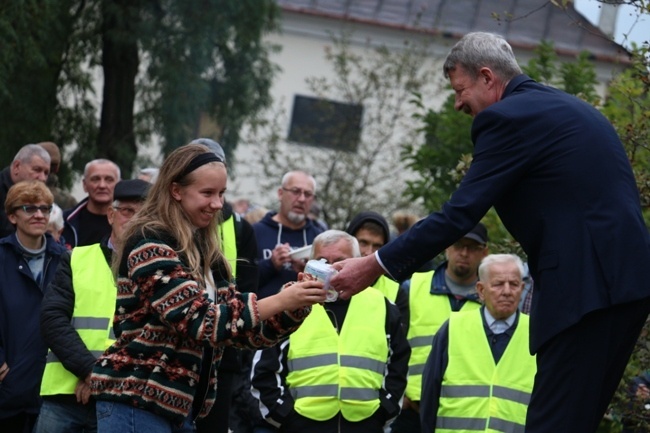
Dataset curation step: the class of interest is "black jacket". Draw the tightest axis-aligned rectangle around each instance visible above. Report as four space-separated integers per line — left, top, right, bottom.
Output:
0 166 14 238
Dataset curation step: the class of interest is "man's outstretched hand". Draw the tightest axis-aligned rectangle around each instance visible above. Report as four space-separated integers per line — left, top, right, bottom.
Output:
330 254 385 299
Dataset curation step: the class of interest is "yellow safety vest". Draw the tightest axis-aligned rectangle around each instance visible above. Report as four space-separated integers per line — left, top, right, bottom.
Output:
40 244 116 396
219 214 237 278
287 288 387 422
406 271 481 400
437 310 536 433
371 275 399 302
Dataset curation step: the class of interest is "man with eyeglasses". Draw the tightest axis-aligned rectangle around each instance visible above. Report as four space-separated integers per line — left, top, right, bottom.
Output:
0 144 52 239
0 180 66 433
253 170 324 299
390 223 488 433
35 179 149 433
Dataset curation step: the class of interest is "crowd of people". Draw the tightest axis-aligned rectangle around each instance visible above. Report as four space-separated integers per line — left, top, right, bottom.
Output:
1 31 649 433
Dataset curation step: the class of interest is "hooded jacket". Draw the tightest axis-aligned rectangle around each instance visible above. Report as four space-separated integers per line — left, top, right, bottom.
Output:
345 211 390 243
253 211 324 299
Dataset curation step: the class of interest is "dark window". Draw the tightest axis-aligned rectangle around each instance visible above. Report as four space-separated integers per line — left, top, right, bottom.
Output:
288 95 363 152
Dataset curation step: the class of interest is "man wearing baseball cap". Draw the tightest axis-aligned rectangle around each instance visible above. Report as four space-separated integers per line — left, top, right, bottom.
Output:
36 179 150 433
391 223 489 433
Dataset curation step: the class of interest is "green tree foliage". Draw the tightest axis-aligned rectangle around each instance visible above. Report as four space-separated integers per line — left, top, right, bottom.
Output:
0 0 278 181
246 34 437 229
401 93 473 213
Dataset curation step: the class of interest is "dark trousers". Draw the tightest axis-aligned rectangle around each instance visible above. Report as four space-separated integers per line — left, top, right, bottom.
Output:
389 406 419 433
526 298 650 433
1 413 38 433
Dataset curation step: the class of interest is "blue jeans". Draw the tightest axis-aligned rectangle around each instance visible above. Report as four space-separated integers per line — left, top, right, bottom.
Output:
33 399 97 433
96 400 195 433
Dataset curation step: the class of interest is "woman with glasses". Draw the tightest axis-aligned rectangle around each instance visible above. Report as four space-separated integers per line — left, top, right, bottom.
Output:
90 144 326 433
0 180 67 433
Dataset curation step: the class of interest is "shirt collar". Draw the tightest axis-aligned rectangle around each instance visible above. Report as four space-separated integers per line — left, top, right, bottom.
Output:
483 307 517 334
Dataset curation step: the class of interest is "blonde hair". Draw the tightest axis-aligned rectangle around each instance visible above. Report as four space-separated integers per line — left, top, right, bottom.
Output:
113 144 229 284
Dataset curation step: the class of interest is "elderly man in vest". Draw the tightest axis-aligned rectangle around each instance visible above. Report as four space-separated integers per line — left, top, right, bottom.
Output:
35 179 150 433
251 230 410 433
420 254 536 433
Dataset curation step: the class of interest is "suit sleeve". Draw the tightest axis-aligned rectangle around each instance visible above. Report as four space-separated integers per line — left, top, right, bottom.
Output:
40 251 97 379
250 340 295 428
420 320 450 433
378 108 533 281
380 299 411 421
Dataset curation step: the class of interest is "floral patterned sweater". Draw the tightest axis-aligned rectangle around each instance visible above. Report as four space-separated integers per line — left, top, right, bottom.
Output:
90 232 311 425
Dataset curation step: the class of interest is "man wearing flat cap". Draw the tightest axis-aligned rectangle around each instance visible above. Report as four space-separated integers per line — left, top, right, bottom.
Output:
391 223 489 433
35 179 150 433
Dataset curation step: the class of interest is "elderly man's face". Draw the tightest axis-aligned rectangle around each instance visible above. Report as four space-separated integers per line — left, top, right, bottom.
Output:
107 199 144 245
448 65 499 117
476 261 523 320
313 238 354 265
12 156 50 183
83 162 120 206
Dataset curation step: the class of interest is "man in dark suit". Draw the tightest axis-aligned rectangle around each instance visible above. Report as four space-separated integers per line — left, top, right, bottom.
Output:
330 32 650 433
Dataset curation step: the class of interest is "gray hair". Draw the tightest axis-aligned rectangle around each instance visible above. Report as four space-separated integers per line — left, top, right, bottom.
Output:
13 144 51 165
83 159 121 180
310 230 360 259
48 203 65 232
281 170 317 192
443 32 522 81
478 254 525 282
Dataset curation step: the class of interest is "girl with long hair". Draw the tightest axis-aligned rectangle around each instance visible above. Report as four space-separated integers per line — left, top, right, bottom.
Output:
90 144 326 432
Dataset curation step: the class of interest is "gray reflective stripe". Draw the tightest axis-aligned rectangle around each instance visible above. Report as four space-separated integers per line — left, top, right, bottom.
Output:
340 387 378 401
291 385 378 401
288 353 338 371
441 385 491 398
290 384 338 399
289 354 384 375
492 386 531 405
70 317 111 331
409 363 425 375
436 416 486 430
408 335 433 348
340 355 384 374
488 417 526 433
47 349 104 363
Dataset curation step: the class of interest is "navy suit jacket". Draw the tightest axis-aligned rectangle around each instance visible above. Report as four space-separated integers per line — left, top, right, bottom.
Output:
380 75 650 353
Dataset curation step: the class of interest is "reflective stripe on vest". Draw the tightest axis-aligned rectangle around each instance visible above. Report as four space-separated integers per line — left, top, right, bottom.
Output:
287 288 387 422
406 271 480 400
219 214 237 278
40 244 117 396
436 310 536 433
371 275 399 302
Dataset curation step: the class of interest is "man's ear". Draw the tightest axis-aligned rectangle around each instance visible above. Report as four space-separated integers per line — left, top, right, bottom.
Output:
476 281 486 301
479 67 495 87
107 206 115 226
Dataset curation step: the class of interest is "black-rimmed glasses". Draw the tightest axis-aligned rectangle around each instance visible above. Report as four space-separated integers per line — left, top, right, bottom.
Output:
14 205 53 216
